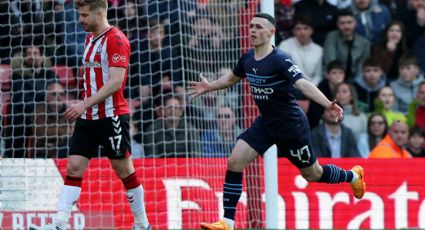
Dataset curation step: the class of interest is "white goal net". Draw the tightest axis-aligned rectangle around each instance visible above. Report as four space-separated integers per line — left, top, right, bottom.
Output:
0 0 266 229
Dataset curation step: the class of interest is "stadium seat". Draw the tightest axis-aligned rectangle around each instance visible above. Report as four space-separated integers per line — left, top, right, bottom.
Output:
297 99 310 113
0 64 11 91
50 65 76 88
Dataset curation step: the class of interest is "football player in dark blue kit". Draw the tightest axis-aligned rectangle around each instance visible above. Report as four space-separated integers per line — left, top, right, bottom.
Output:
188 13 366 230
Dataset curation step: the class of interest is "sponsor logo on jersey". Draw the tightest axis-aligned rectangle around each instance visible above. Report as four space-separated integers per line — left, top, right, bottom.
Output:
112 53 126 63
288 64 302 76
250 86 273 100
83 62 102 68
250 86 274 94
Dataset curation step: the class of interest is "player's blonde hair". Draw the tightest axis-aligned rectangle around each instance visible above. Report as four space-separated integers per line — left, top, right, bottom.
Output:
74 0 108 11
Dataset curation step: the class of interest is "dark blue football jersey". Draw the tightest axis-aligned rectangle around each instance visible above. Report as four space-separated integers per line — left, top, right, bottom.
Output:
233 48 306 126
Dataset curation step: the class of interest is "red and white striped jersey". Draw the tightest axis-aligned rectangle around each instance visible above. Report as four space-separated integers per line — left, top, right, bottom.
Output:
81 26 130 120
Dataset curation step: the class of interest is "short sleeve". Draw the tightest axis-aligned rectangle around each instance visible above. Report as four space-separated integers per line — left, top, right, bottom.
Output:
106 33 130 68
232 56 246 78
280 56 304 84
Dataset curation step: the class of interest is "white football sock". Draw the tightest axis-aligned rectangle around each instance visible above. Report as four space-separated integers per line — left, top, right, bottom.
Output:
54 185 81 226
127 185 149 227
223 217 235 229
350 170 359 183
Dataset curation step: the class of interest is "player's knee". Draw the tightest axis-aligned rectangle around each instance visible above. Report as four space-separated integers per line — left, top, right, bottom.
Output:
66 160 84 177
227 156 244 172
114 168 132 179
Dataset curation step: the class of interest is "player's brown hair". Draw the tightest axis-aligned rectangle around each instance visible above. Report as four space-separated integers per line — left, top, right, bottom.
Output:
74 0 108 11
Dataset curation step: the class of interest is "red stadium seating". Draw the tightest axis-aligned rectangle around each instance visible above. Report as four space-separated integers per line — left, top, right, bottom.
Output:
50 65 76 88
0 64 11 91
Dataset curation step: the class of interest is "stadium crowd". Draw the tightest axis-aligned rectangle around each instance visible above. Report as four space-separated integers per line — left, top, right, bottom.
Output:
0 0 424 159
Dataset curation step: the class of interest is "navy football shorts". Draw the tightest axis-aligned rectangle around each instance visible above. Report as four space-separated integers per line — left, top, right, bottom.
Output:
238 115 316 168
69 114 131 159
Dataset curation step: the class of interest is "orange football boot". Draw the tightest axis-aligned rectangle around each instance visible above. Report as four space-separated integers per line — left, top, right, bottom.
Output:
200 220 232 230
350 165 366 199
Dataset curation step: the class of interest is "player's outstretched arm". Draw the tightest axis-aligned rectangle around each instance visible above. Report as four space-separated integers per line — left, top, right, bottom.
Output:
295 78 343 122
64 67 125 121
187 72 241 99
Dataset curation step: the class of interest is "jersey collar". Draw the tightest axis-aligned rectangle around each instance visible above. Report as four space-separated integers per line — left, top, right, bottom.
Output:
92 26 114 43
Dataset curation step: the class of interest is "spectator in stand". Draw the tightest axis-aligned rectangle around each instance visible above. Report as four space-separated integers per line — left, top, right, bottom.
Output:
311 107 360 157
129 120 145 158
139 22 182 92
0 1 20 63
9 0 65 58
174 87 206 129
293 0 338 46
415 1 425 17
116 0 145 98
323 9 371 81
10 44 59 107
371 20 409 81
351 0 392 43
353 57 386 112
143 95 200 158
335 82 367 139
278 16 323 86
307 60 346 129
40 0 65 60
406 126 425 157
374 86 407 126
57 0 86 67
206 1 243 54
132 21 182 98
117 0 145 50
185 11 228 80
407 81 425 129
131 84 157 146
275 0 296 44
145 0 183 47
357 112 388 157
403 0 425 49
201 106 242 157
379 0 409 20
412 6 425 72
4 43 59 158
31 82 72 158
369 120 411 158
62 0 85 67
186 69 238 123
390 55 424 113
212 68 242 116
